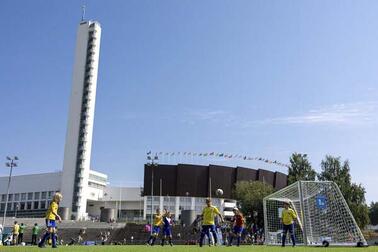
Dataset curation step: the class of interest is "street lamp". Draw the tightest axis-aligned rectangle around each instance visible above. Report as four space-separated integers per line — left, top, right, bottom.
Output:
146 153 158 234
139 187 143 221
2 156 19 231
185 192 190 210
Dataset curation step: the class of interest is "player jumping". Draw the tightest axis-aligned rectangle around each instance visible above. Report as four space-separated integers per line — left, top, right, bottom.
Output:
38 192 63 248
161 210 174 246
199 198 224 247
146 208 163 246
281 201 298 247
228 207 245 246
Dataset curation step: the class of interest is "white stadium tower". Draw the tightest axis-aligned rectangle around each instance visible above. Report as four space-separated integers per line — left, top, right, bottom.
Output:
60 20 101 220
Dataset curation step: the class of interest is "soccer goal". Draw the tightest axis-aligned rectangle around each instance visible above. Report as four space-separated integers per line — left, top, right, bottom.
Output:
263 181 367 247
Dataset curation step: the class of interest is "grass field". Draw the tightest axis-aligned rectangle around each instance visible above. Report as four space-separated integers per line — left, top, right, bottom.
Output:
1 245 377 252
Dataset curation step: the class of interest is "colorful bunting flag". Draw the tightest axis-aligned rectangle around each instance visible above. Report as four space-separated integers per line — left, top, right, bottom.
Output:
151 150 289 168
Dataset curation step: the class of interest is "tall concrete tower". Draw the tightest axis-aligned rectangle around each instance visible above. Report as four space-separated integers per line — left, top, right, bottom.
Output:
61 20 101 220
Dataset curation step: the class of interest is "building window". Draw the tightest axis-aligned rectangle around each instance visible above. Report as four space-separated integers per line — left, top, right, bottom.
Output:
8 194 13 201
41 192 47 199
0 203 4 211
1 195 5 202
27 202 32 210
48 191 54 199
20 202 25 210
33 201 39 209
28 192 33 200
13 202 20 211
21 193 26 201
14 194 20 201
34 192 40 200
7 204 11 211
40 201 46 209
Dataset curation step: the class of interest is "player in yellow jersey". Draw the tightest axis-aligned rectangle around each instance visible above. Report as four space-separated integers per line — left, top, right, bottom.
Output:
146 208 163 246
199 198 224 247
12 221 19 245
281 201 298 247
38 192 63 248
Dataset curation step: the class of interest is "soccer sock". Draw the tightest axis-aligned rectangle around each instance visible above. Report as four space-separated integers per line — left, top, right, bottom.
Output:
51 233 57 247
161 238 165 246
290 234 295 246
169 237 173 245
229 236 233 245
40 231 50 245
282 233 287 246
199 232 205 246
237 236 241 246
212 230 218 244
147 236 153 244
206 231 212 244
151 236 156 245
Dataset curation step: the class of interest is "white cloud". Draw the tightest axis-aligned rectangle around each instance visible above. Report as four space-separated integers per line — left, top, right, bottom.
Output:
184 101 378 128
254 102 378 126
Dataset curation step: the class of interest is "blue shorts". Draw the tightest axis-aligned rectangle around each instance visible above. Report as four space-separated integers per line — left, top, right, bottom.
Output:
282 223 294 234
152 226 160 234
163 227 172 236
233 226 243 234
46 219 56 228
201 225 216 234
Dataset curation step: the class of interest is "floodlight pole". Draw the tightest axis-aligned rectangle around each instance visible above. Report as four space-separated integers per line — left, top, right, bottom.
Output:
147 153 158 235
298 181 308 246
2 156 18 231
208 177 212 199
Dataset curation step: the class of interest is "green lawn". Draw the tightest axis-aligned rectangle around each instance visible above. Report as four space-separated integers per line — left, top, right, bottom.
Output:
1 245 377 252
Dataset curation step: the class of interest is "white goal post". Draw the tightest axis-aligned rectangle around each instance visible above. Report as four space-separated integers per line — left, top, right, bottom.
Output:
263 181 367 247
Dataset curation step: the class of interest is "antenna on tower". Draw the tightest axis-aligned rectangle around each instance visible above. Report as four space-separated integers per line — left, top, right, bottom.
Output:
81 4 86 21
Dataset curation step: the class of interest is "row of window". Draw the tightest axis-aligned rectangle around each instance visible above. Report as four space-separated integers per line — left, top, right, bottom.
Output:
88 174 107 184
0 200 51 211
0 191 56 202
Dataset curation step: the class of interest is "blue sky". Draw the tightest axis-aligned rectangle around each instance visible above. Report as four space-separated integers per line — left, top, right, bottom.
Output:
0 0 377 202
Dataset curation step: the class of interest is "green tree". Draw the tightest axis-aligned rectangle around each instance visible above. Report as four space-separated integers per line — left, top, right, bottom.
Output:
369 202 378 225
318 155 370 228
233 181 274 227
288 153 316 184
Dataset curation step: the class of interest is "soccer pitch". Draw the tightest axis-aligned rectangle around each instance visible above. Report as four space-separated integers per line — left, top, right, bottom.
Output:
1 246 377 252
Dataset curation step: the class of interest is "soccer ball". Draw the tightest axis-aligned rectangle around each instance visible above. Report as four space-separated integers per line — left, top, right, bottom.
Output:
216 188 223 196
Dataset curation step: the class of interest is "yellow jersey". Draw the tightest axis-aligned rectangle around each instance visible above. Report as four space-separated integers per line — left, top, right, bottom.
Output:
46 201 59 220
282 208 297 225
13 224 20 234
153 214 163 226
202 206 220 225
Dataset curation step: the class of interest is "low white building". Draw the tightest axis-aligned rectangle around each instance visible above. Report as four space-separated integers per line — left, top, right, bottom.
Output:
0 171 144 221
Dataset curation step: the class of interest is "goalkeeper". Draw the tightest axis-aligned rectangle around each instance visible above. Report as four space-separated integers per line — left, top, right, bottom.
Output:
281 201 297 247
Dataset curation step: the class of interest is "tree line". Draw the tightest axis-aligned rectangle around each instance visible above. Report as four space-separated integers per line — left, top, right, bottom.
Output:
233 153 374 229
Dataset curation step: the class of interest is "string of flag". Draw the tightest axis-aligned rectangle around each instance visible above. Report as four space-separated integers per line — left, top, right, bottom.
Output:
146 151 290 169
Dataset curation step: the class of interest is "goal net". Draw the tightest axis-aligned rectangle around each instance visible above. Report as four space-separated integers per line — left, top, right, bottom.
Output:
263 181 367 246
